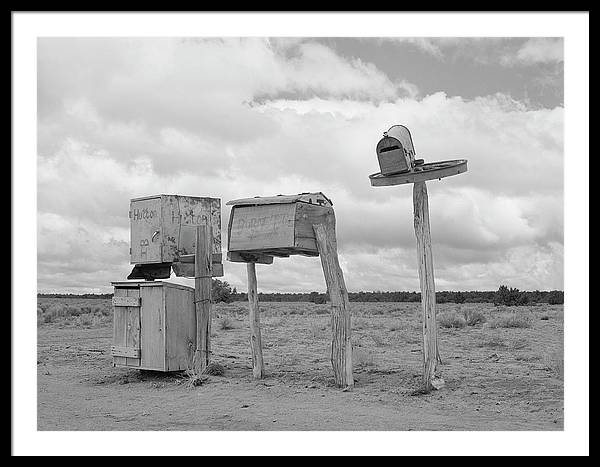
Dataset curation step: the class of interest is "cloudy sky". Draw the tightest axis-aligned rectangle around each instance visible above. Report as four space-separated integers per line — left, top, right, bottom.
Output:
37 37 564 294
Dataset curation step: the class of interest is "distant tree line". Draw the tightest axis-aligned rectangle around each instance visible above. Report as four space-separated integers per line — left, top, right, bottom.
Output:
37 292 113 299
38 283 563 306
228 286 564 306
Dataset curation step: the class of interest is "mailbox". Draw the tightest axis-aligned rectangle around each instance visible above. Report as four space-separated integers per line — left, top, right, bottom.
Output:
128 194 223 279
226 192 333 263
375 124 419 175
111 280 196 372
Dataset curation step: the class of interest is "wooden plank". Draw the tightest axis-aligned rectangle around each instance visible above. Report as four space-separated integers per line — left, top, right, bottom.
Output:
227 251 274 264
294 203 333 253
369 159 468 187
140 285 166 370
261 250 290 257
413 181 444 391
178 197 222 257
194 225 213 373
125 288 141 367
130 196 162 264
112 287 130 367
226 192 332 207
313 213 354 389
247 262 264 379
111 345 140 358
165 284 196 371
177 253 222 264
171 261 224 278
160 194 181 263
112 296 141 307
228 204 296 252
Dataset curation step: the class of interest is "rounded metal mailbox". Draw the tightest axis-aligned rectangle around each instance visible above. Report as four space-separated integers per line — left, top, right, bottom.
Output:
375 124 416 175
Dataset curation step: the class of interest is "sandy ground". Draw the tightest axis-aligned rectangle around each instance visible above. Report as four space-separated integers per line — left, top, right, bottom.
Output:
37 301 563 431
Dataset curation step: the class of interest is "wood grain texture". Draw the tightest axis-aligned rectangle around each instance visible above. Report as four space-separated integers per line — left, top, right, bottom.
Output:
194 225 213 373
112 287 128 367
112 296 140 307
228 204 296 252
294 203 333 252
140 285 165 370
130 195 222 265
111 346 140 358
125 287 141 367
413 181 444 391
246 262 264 379
165 284 196 371
227 251 274 264
130 196 162 264
313 215 354 389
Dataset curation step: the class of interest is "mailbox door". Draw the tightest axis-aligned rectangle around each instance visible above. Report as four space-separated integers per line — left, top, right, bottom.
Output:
177 197 222 256
130 197 163 263
112 286 141 368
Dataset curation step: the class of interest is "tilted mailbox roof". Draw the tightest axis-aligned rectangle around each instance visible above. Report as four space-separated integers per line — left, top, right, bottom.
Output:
226 192 333 207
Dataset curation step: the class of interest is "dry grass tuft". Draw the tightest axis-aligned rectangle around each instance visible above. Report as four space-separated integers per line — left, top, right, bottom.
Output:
438 311 467 329
204 362 226 376
218 316 235 330
489 313 532 329
462 308 487 326
542 352 564 379
353 347 376 368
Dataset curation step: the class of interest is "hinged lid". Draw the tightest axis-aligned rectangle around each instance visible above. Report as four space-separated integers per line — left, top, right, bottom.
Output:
226 192 333 207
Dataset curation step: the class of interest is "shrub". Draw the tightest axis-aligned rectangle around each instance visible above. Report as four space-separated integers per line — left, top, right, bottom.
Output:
78 313 94 327
438 311 467 329
203 362 225 376
493 285 529 306
218 316 235 330
547 290 564 305
212 279 233 303
489 313 532 329
462 308 487 326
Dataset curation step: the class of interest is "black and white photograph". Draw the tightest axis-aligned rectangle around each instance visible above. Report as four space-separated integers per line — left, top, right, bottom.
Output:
12 11 588 456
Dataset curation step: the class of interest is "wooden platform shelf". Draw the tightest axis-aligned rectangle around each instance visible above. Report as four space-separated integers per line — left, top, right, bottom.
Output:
369 159 468 186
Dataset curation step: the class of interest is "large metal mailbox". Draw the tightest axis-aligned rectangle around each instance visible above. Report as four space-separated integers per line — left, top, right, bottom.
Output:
128 194 223 279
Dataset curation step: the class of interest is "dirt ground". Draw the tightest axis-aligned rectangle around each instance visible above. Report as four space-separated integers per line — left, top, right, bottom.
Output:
37 301 563 431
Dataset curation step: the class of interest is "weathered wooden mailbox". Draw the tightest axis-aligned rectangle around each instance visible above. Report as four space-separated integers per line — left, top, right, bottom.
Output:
369 124 468 391
128 194 223 280
112 193 222 373
226 192 353 389
227 192 333 263
111 280 196 371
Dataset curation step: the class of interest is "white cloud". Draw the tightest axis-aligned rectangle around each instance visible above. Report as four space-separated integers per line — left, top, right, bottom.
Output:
384 37 564 68
505 38 564 66
37 38 564 293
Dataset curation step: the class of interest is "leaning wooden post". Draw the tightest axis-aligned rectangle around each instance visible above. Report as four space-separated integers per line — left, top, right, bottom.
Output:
413 181 444 391
246 262 265 379
314 213 354 389
193 224 213 373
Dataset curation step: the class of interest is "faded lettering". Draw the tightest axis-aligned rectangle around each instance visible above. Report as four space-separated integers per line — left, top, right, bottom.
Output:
132 208 157 221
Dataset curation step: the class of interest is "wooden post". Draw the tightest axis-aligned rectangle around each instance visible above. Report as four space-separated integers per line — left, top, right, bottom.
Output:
193 225 213 373
413 181 444 391
314 213 354 389
246 262 265 379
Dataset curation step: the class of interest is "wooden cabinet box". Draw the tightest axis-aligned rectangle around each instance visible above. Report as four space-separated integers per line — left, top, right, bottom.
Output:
111 281 196 372
226 192 333 262
130 194 221 265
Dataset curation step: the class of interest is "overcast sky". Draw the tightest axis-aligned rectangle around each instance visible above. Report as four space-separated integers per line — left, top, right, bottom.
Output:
37 37 564 294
